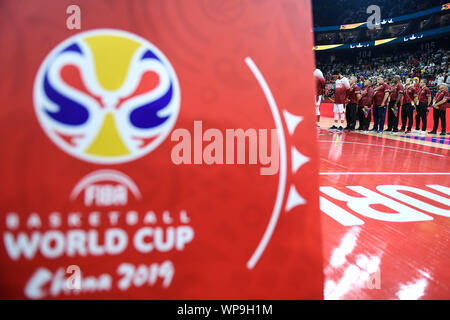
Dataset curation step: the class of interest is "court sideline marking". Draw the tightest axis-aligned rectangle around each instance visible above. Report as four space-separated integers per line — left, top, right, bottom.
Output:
320 172 450 175
317 140 446 157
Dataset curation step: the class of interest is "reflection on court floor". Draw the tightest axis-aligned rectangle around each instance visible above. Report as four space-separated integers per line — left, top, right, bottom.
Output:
318 117 450 300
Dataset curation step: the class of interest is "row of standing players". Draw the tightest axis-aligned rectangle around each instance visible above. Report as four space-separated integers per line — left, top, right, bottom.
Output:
314 69 450 136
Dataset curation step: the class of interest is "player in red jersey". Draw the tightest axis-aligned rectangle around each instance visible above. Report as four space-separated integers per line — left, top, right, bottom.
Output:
413 78 420 89
345 76 361 131
329 69 349 131
314 68 325 128
371 76 390 134
357 79 374 132
429 83 449 136
401 78 418 134
387 75 404 134
415 79 432 135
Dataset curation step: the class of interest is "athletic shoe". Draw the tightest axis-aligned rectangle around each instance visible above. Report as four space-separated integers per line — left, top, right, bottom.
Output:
412 129 420 134
405 130 411 134
428 131 437 134
329 125 338 130
421 131 426 136
377 130 383 134
355 127 362 131
338 126 344 132
363 130 369 134
440 132 446 136
391 132 398 135
369 128 377 132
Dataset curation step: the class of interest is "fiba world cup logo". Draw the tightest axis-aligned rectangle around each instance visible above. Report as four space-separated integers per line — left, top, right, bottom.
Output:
33 29 180 164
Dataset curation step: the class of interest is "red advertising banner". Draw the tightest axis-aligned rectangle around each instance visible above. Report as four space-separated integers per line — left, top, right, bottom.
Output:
0 0 322 299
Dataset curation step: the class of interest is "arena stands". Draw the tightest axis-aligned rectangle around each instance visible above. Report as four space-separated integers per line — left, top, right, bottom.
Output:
316 41 450 97
313 0 444 28
313 1 450 112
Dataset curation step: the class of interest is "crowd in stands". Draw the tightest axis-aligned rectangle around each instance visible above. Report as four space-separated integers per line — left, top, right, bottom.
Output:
316 46 450 96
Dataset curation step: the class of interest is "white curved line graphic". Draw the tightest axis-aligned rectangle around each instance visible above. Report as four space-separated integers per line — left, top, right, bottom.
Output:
245 57 287 269
70 169 142 201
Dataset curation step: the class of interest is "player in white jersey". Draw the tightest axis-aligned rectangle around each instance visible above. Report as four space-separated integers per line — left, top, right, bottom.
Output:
329 69 350 131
